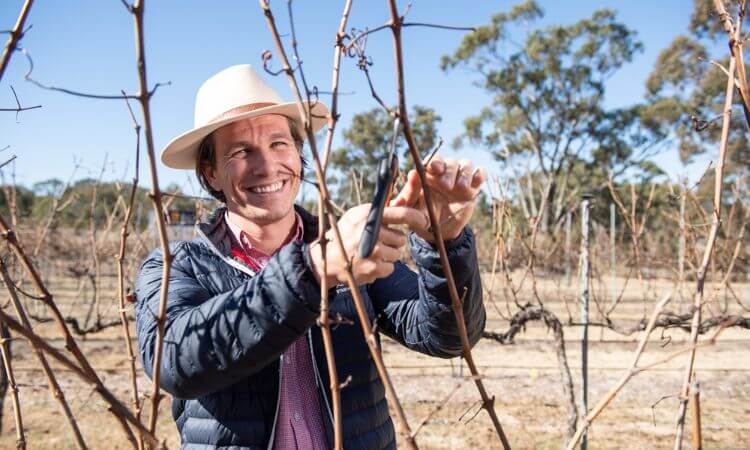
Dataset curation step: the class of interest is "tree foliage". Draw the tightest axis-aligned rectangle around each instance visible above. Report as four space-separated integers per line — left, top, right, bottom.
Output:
328 106 441 206
440 0 665 230
645 0 749 176
0 180 198 232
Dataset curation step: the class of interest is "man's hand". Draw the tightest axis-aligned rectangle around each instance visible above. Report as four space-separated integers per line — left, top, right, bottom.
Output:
389 157 486 243
309 204 429 287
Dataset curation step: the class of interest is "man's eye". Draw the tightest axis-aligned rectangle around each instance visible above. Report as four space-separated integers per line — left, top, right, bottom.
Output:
229 148 249 158
271 141 290 149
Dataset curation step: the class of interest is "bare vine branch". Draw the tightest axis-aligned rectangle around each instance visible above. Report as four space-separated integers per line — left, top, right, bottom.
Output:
0 283 160 448
126 0 173 440
567 293 672 450
385 1 510 447
0 0 34 82
259 1 418 447
0 211 139 446
118 93 144 446
0 86 41 119
0 258 87 449
0 327 25 449
21 49 170 101
673 4 742 448
312 0 354 447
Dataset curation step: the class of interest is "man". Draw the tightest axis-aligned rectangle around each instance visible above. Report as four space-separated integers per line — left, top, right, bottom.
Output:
135 64 487 449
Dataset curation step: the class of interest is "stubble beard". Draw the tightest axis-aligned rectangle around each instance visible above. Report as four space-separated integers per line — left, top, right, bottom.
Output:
227 177 300 226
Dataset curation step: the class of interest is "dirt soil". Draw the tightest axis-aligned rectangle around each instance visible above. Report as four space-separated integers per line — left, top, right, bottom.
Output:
0 276 747 449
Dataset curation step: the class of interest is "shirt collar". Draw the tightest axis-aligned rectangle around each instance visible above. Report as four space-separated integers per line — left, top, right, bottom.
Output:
224 210 304 257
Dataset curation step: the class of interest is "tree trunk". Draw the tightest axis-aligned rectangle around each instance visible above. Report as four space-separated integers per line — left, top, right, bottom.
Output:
540 179 557 234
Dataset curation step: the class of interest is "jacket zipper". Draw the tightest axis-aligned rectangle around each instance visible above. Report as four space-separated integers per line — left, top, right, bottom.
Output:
308 330 335 428
198 217 324 447
269 335 334 450
266 355 283 450
195 226 257 277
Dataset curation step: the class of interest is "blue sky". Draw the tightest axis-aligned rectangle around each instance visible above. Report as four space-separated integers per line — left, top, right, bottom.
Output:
0 0 713 196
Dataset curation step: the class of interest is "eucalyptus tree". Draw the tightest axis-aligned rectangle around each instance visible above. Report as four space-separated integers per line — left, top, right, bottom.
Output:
440 1 664 231
329 106 440 206
645 0 749 184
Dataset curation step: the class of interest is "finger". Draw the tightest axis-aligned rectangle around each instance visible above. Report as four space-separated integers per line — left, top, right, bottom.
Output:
378 226 407 248
346 203 371 223
470 167 486 189
390 169 422 207
353 258 378 280
381 206 429 231
371 243 400 263
455 159 474 190
355 259 395 284
374 260 396 279
426 156 446 176
440 158 459 191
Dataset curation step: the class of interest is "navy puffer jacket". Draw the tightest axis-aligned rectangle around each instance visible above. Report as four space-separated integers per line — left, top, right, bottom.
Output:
135 205 486 449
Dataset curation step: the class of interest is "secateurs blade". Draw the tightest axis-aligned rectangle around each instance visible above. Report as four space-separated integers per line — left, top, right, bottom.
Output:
358 117 401 259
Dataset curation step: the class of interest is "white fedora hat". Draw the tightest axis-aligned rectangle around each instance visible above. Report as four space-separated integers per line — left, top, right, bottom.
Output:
161 64 329 170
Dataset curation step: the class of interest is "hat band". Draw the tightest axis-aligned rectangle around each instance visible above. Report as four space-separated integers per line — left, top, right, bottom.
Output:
207 102 278 125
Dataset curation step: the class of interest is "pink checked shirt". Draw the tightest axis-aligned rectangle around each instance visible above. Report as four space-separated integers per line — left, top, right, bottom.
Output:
225 212 328 450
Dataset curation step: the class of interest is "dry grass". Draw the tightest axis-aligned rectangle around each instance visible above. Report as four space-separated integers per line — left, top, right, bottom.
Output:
0 273 747 449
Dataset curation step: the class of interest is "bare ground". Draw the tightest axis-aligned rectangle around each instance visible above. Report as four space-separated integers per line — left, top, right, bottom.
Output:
0 275 747 449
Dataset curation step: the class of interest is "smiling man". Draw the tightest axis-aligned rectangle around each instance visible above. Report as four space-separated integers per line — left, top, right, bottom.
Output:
135 64 487 450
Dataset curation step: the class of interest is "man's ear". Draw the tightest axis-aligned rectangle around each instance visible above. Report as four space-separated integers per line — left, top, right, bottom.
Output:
202 163 222 193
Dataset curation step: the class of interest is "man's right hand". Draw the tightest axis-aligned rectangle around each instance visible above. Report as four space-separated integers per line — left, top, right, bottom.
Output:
308 204 429 287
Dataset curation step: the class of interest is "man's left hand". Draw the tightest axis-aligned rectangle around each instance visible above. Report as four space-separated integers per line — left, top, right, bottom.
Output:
389 157 486 244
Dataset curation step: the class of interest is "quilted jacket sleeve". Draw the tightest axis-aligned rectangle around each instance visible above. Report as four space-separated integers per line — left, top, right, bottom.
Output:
367 226 486 358
134 240 321 399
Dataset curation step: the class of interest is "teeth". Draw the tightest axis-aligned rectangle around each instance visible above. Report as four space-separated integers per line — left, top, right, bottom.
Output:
249 181 284 194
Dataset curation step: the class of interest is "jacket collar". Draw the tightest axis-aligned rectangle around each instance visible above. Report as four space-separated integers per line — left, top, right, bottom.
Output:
197 204 320 260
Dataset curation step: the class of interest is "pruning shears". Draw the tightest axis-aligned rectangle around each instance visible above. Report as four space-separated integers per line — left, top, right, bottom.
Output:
358 118 401 259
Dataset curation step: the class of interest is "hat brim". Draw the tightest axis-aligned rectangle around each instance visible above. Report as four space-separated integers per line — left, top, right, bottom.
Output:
161 101 329 170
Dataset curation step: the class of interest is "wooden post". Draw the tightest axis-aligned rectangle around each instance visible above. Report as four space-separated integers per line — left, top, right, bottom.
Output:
565 209 572 287
610 202 616 306
580 194 592 450
678 178 686 307
691 378 702 450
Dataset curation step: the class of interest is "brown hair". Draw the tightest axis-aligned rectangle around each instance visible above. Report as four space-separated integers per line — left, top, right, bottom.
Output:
195 116 306 202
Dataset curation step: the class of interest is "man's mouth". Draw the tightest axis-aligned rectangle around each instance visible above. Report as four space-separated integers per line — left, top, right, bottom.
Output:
246 179 287 194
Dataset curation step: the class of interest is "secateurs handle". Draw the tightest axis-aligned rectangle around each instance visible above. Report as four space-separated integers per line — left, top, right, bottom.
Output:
358 153 398 258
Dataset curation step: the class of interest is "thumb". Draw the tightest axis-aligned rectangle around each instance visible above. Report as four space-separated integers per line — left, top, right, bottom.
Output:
390 196 407 206
390 170 421 206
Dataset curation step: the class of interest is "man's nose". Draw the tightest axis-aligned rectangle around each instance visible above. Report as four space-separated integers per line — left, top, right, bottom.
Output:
247 148 275 177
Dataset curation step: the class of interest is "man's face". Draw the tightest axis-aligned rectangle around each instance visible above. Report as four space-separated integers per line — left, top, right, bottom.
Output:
205 114 302 225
